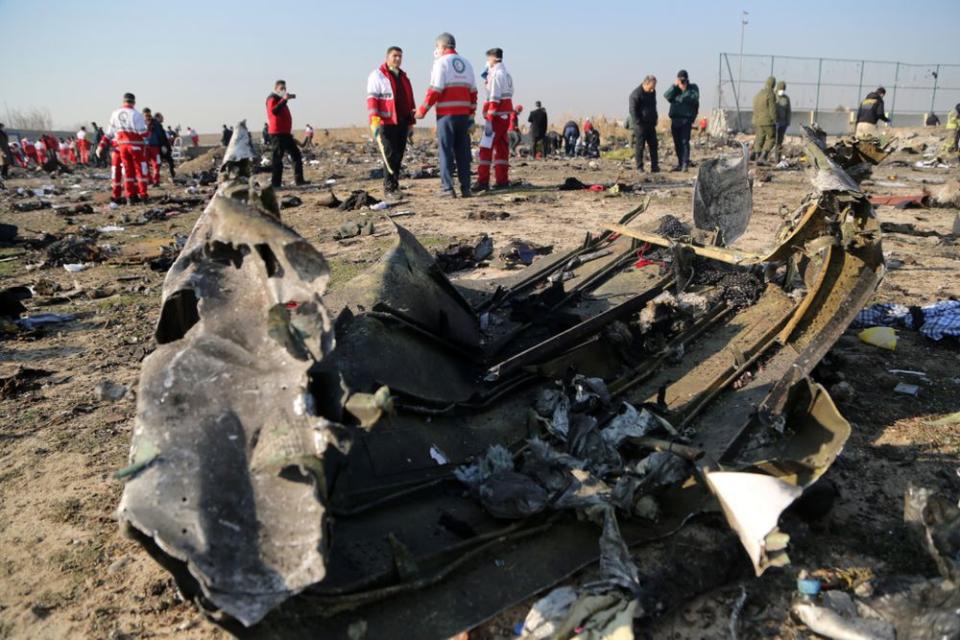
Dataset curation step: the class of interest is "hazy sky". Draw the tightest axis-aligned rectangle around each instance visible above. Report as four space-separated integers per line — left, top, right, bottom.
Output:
1 0 958 132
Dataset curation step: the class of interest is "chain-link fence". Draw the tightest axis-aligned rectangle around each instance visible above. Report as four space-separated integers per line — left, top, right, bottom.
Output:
717 53 960 123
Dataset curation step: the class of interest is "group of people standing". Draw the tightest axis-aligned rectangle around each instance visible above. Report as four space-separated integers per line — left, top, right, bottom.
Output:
627 70 701 173
0 125 101 176
356 32 518 199
91 93 179 204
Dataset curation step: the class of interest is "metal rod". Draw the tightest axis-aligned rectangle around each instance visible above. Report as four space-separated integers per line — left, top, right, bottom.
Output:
724 53 743 132
856 60 865 111
891 62 900 117
737 11 748 119
814 58 823 122
930 64 941 117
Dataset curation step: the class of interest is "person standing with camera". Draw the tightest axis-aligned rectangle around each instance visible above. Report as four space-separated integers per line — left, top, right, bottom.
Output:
266 79 307 188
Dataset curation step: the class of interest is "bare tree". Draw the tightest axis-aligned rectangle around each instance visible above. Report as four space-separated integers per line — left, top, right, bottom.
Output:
3 106 53 131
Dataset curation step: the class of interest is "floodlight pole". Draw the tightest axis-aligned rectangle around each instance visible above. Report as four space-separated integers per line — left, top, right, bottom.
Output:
737 10 748 113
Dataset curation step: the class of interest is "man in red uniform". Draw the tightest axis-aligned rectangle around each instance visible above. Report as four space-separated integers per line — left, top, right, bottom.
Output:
96 92 149 204
474 48 514 192
76 126 91 164
266 79 306 188
21 138 37 166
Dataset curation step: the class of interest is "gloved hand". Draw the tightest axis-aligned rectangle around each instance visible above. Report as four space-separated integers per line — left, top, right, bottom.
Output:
95 147 103 160
370 116 382 139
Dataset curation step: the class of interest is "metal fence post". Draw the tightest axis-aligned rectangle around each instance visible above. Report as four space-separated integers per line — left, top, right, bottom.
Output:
929 64 941 118
814 58 823 122
723 53 743 131
856 60 864 107
717 53 723 111
890 62 900 118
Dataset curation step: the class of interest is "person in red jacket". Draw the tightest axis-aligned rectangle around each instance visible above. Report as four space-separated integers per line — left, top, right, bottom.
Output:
266 79 307 188
96 92 149 204
367 46 415 200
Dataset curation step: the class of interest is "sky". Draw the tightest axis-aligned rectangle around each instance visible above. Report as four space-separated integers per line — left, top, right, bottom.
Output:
1 0 959 133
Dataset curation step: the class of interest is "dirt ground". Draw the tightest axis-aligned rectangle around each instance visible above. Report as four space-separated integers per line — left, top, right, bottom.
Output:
1 127 958 639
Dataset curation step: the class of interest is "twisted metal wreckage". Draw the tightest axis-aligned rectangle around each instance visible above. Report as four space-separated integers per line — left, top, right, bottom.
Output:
116 123 887 636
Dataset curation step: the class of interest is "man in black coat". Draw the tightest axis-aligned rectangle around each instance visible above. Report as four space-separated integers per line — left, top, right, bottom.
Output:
527 101 547 158
629 75 659 172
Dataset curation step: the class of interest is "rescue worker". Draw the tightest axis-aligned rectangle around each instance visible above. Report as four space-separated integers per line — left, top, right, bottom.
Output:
751 76 777 164
474 47 514 191
10 141 27 169
414 32 477 198
188 127 199 146
143 108 171 186
367 45 416 200
775 81 791 162
266 79 307 188
34 138 48 169
583 118 594 136
22 138 38 166
302 124 314 149
562 120 579 157
628 75 659 172
76 126 91 164
508 104 523 157
664 69 699 172
527 101 547 159
96 92 149 205
855 87 890 139
220 125 232 146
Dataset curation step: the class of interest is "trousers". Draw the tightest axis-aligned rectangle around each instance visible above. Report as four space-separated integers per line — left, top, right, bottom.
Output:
670 118 693 167
270 133 304 187
145 146 161 185
477 117 510 186
436 114 472 194
379 124 408 193
111 144 148 199
634 122 659 170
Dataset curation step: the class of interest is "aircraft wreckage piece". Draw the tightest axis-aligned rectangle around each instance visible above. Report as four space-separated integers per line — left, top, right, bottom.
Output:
117 122 340 626
118 126 883 633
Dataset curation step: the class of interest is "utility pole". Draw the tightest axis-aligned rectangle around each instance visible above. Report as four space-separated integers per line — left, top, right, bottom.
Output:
737 10 748 116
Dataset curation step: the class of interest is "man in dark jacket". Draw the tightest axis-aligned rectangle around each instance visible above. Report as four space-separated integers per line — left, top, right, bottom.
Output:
266 79 306 188
629 75 659 172
855 87 890 139
527 101 547 158
751 76 777 163
221 125 232 146
663 69 699 171
142 108 172 186
562 120 579 156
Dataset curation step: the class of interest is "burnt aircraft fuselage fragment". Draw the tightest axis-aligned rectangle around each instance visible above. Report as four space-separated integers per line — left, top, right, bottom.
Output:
118 126 884 635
